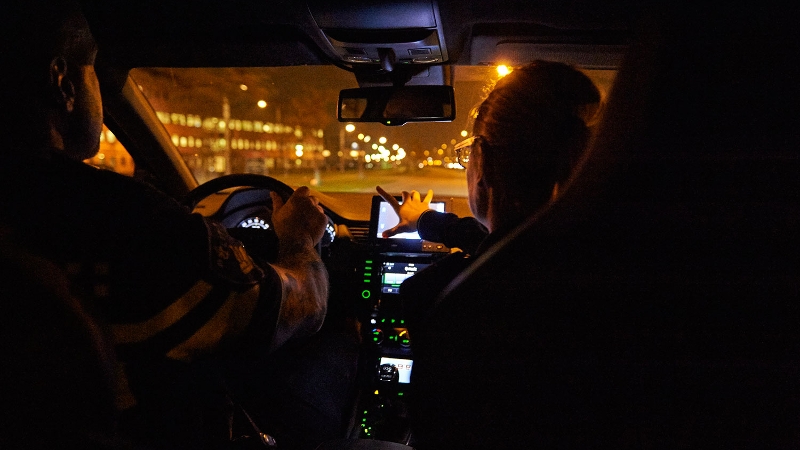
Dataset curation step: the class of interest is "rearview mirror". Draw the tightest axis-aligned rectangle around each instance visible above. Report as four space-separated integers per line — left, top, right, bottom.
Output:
338 85 455 126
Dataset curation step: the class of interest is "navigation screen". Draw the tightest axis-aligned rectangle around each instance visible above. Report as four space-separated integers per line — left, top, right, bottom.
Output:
381 260 430 294
375 201 446 239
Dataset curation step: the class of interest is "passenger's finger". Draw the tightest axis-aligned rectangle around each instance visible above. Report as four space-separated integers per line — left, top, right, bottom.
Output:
377 186 401 210
400 190 413 207
422 189 434 204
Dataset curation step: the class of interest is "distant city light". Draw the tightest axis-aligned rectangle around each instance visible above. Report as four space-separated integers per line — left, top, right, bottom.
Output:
345 124 356 132
239 84 248 91
378 136 387 144
257 100 267 108
322 149 331 157
461 130 468 137
496 65 511 77
364 135 371 143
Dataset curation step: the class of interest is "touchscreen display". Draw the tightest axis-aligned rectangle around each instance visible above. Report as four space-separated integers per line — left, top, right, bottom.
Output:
381 260 430 294
375 201 446 239
379 357 413 384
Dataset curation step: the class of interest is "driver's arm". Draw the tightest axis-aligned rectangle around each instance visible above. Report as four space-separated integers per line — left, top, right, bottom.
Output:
266 186 329 351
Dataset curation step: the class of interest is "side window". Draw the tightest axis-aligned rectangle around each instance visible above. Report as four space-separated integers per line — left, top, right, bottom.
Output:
84 125 135 177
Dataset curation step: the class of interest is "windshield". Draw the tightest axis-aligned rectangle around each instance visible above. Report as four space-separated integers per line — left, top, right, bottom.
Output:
130 66 614 197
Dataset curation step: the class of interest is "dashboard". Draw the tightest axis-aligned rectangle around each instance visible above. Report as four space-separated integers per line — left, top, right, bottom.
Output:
194 186 457 444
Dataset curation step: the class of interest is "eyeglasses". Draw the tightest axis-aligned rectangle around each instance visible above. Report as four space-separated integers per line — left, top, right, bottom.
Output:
454 135 480 168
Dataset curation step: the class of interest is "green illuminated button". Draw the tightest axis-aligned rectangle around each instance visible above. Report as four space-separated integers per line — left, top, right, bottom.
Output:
371 328 384 344
398 329 411 347
361 290 371 299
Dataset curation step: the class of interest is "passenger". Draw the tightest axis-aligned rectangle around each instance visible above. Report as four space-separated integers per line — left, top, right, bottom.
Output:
377 60 602 321
0 1 328 449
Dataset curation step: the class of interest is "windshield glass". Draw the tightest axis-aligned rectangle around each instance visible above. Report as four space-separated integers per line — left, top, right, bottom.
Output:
131 66 614 197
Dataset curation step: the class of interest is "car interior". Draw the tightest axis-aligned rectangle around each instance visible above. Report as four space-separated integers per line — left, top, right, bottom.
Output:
17 0 799 448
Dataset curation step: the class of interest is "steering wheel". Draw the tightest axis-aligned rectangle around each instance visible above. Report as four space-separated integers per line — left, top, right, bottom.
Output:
183 174 297 262
184 173 295 210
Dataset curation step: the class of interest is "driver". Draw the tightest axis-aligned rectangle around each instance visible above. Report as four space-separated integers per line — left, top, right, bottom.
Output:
0 1 328 449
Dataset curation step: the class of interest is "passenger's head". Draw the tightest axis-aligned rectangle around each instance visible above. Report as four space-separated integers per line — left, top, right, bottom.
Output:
465 61 601 232
1 0 103 161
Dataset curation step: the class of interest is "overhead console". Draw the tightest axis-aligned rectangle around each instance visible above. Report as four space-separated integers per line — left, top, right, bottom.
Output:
308 0 449 69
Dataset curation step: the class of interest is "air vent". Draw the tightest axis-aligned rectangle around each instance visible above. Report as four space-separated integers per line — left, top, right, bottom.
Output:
344 47 366 55
408 48 431 55
348 225 370 244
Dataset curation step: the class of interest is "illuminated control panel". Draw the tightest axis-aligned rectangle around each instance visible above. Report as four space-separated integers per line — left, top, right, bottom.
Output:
353 195 451 442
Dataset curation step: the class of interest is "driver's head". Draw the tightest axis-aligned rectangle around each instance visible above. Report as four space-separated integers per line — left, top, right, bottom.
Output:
466 60 601 232
1 0 103 161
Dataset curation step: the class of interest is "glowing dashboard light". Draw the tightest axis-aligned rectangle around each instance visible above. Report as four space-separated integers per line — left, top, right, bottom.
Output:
238 217 269 229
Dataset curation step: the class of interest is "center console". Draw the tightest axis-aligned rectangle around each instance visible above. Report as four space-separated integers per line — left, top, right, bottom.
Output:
348 196 450 443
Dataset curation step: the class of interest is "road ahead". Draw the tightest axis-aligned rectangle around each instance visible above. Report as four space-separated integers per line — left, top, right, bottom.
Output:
277 167 468 197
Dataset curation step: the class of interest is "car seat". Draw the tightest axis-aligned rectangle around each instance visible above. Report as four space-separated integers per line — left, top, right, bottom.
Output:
409 3 800 449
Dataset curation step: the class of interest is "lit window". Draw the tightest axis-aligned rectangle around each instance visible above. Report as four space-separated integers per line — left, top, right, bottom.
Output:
84 124 135 177
156 111 170 124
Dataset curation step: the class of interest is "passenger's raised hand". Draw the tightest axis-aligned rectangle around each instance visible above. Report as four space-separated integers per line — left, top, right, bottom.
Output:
376 186 434 238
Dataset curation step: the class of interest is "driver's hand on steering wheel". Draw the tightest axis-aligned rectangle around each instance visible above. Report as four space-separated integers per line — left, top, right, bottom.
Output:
271 186 327 247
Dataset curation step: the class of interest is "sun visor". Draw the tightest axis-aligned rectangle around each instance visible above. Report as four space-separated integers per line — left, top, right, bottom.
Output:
470 35 628 70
